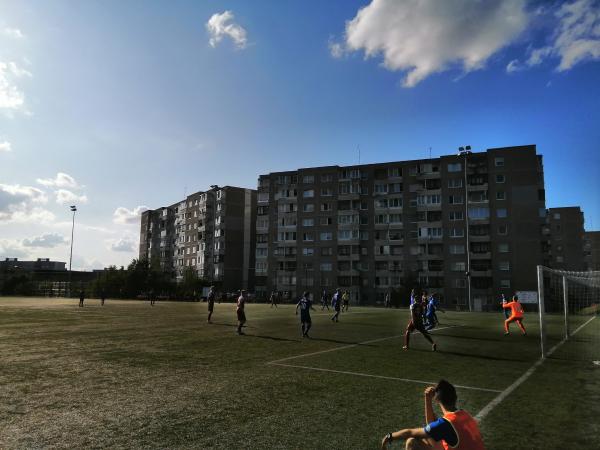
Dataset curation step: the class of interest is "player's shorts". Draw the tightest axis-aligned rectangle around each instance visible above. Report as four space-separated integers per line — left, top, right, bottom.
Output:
208 301 214 312
406 320 427 334
300 313 311 323
508 314 523 321
237 310 246 321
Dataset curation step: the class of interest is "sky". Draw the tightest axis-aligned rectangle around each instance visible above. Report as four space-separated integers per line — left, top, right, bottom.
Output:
1 0 599 270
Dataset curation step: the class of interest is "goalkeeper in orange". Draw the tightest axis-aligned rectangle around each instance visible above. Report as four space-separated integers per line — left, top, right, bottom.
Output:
502 294 526 335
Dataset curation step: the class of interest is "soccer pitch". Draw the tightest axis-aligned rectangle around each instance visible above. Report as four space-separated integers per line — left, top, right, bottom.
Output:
0 298 598 449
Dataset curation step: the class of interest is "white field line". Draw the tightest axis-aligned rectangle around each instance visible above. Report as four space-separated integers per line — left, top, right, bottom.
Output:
267 325 459 364
270 362 502 393
475 315 597 422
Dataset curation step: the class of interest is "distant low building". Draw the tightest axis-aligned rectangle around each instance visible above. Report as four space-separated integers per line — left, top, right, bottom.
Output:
0 258 67 272
584 231 600 271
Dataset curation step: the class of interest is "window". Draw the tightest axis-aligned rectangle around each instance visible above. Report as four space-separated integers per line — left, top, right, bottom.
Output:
278 231 296 241
448 163 462 172
449 195 463 205
320 232 333 241
494 157 505 167
302 247 314 256
389 214 402 223
321 203 331 211
321 187 333 196
258 192 269 203
389 197 402 208
303 189 314 198
499 261 510 271
496 191 506 200
454 279 466 288
449 244 465 254
255 261 267 272
388 167 401 177
320 263 332 271
303 203 314 212
556 256 564 263
498 225 508 235
496 174 505 183
448 179 463 188
302 218 314 227
417 194 441 205
302 175 314 184
449 228 464 238
497 208 507 218
303 233 314 241
389 183 403 193
374 183 388 194
278 203 296 213
320 217 333 225
321 247 333 256
256 248 268 257
500 279 510 288
468 207 490 219
321 173 334 182
339 230 359 240
451 261 466 271
449 211 464 221
498 243 509 253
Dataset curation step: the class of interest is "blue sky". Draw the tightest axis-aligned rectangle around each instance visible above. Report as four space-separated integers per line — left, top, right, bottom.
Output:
1 0 599 269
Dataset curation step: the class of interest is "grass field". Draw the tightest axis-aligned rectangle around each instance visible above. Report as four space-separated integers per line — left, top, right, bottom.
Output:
0 297 598 449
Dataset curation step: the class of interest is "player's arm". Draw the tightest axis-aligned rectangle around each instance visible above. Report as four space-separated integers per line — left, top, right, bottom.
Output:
501 302 511 309
295 301 300 314
381 428 428 449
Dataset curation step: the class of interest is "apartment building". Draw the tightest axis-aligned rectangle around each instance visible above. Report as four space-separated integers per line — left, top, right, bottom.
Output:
139 186 256 292
544 207 586 271
255 145 546 310
584 231 600 271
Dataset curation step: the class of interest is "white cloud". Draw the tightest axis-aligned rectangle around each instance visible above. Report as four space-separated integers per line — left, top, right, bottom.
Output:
328 38 345 59
206 11 248 49
337 0 529 87
107 237 136 253
0 141 12 152
55 189 88 205
507 0 600 73
113 205 148 225
36 172 81 189
22 233 68 248
0 183 53 223
1 28 24 39
0 239 29 259
0 61 31 114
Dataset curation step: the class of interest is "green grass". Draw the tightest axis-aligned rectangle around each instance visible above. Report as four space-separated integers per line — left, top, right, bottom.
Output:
0 297 598 449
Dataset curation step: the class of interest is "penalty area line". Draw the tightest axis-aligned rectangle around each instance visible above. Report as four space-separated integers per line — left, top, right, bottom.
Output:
475 315 597 422
268 362 501 393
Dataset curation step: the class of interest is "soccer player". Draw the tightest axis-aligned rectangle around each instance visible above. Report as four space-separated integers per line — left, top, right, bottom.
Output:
207 286 216 323
78 290 85 308
404 295 436 351
342 290 350 312
100 289 106 306
425 294 441 331
296 291 316 338
236 290 247 335
502 295 526 335
320 289 330 311
409 289 417 306
501 293 510 319
381 379 485 450
269 290 278 308
149 290 156 306
331 288 341 322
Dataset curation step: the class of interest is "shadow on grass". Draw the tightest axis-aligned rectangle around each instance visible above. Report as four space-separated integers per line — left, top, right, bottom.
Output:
246 334 300 343
440 349 529 362
307 337 376 346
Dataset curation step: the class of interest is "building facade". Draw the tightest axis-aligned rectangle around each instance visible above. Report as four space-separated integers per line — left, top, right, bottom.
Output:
139 186 256 292
584 231 600 271
255 145 546 310
545 207 587 271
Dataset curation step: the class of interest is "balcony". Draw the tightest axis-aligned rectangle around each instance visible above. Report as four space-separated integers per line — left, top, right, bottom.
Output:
469 235 491 242
471 252 491 259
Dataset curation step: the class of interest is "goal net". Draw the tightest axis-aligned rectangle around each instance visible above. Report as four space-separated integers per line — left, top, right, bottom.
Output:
537 265 600 361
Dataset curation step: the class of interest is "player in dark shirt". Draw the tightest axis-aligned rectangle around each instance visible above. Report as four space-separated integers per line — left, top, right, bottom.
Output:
78 290 85 307
269 290 278 308
331 289 342 322
207 286 216 323
296 291 316 338
404 297 437 351
320 290 330 311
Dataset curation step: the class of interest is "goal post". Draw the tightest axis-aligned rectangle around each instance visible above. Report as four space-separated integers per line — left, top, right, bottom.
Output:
537 265 600 359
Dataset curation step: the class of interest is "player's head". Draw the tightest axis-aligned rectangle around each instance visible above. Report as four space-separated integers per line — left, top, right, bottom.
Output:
303 291 310 298
434 379 457 410
512 294 519 301
241 289 247 296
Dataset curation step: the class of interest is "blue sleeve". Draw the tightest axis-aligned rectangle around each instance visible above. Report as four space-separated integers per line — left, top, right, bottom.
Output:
424 418 457 446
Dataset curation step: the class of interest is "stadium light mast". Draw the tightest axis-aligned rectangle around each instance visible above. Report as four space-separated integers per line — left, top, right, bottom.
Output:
68 205 77 297
458 146 472 312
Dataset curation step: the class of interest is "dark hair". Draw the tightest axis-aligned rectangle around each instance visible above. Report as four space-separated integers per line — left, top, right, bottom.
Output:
303 291 310 297
434 379 457 408
513 294 519 301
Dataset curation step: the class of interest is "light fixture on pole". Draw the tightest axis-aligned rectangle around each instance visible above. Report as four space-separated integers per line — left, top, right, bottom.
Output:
68 205 77 297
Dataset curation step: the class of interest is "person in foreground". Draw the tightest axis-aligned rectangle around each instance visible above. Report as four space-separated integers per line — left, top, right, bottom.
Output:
296 291 316 338
501 294 526 335
381 379 485 450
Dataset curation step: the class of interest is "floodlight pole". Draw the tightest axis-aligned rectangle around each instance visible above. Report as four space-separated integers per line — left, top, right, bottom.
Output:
463 150 472 312
68 205 77 297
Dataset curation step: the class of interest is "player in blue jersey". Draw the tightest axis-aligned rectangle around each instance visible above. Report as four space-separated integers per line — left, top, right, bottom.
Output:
425 294 444 330
320 289 330 310
296 291 316 338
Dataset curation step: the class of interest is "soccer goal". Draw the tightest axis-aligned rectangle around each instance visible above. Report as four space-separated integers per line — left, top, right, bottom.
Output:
536 265 600 359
